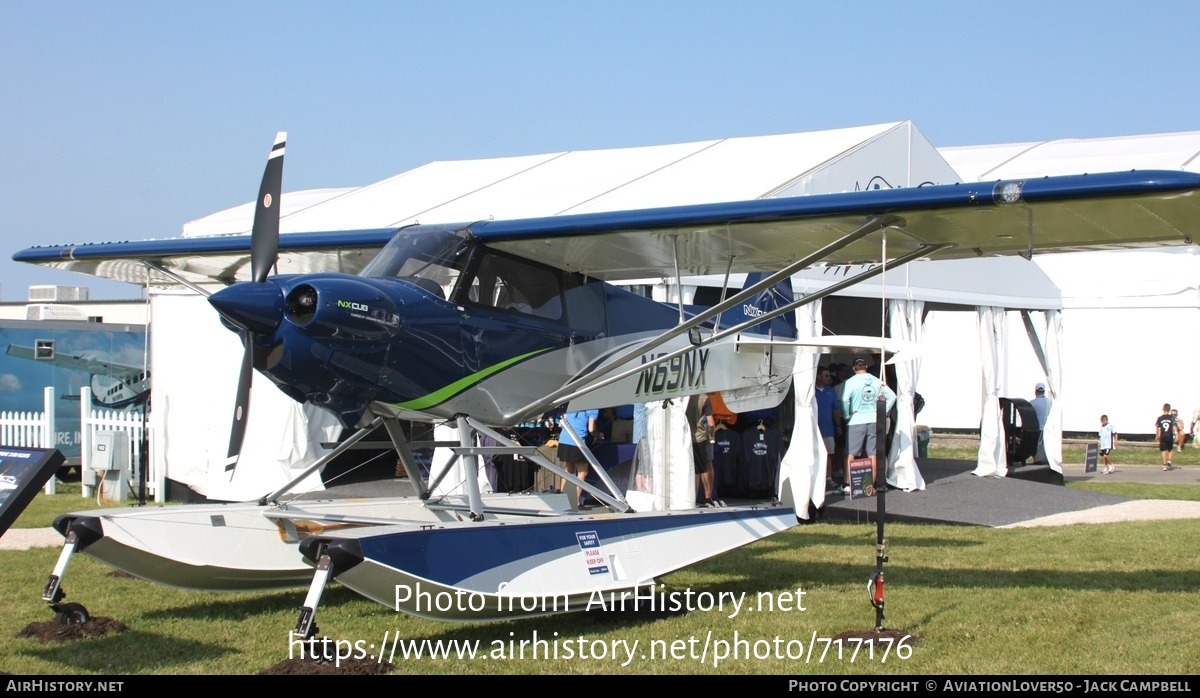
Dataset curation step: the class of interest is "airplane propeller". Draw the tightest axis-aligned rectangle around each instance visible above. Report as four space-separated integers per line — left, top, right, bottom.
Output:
223 131 286 477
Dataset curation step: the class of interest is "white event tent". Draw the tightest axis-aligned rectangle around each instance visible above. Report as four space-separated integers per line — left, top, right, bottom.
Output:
924 131 1200 443
145 122 1193 503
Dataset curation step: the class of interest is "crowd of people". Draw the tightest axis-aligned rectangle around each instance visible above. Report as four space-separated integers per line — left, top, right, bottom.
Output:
531 372 1198 511
531 366 1200 512
1027 384 1197 474
545 394 786 509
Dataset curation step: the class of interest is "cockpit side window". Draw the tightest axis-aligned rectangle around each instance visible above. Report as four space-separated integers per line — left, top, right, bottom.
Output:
464 252 565 322
563 276 605 334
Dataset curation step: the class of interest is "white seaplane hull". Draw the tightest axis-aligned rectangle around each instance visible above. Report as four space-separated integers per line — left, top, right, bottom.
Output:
51 492 566 591
300 504 798 621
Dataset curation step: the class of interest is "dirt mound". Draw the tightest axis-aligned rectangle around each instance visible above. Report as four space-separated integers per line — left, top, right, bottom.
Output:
261 657 394 675
17 617 129 643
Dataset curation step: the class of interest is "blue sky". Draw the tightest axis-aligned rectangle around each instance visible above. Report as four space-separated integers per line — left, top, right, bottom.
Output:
2 1 1198 299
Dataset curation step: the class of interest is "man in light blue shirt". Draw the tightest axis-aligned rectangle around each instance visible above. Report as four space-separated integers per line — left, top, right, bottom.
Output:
840 357 896 495
558 409 598 509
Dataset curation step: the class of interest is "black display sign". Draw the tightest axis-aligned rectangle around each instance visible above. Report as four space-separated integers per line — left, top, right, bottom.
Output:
0 446 65 537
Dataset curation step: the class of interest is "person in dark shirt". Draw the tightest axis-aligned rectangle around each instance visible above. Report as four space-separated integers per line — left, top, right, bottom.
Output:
814 365 843 490
1155 403 1176 471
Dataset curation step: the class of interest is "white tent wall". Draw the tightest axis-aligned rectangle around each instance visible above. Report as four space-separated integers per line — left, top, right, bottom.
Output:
778 301 824 515
149 293 341 501
625 398 695 511
973 306 1008 477
1031 247 1200 436
937 131 1200 437
916 310 1062 427
1057 306 1199 435
887 299 927 490
790 255 1062 450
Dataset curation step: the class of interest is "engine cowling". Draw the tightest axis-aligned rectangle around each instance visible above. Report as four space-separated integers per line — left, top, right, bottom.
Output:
284 278 401 341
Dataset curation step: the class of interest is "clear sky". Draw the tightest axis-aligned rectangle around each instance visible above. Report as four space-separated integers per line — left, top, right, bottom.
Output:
2 1 1197 300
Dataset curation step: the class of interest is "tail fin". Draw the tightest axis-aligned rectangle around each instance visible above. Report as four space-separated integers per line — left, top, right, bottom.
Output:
717 272 797 338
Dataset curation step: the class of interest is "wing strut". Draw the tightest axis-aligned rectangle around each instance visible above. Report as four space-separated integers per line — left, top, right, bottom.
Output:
711 251 736 335
142 262 218 297
671 234 685 324
540 242 946 412
258 416 384 504
507 214 903 419
463 418 630 513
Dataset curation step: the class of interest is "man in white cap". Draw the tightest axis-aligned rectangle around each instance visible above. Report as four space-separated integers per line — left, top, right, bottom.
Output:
1031 383 1050 464
1031 383 1049 429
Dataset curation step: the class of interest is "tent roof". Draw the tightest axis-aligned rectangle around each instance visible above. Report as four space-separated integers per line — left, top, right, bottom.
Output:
178 120 1061 308
939 131 1200 181
182 121 964 236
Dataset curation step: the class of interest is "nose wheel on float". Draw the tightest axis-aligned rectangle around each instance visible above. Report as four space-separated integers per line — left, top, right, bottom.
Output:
42 516 104 625
42 518 109 628
51 601 91 626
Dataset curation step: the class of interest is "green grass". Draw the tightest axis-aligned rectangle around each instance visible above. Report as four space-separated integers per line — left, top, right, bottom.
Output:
2 520 1198 675
1069 480 1200 501
929 444 1200 468
2 475 1200 674
9 480 139 529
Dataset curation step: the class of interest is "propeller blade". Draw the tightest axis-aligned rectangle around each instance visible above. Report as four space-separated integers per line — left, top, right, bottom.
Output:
225 332 255 475
250 131 286 284
226 131 286 477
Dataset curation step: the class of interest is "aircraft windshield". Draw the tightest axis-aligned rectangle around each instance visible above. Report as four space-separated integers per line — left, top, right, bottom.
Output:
360 225 470 298
359 223 605 329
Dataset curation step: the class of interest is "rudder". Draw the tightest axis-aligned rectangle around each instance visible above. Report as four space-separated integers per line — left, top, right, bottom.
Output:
717 272 797 338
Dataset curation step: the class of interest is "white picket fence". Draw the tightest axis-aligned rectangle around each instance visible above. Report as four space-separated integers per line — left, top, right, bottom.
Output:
0 386 157 499
0 386 56 493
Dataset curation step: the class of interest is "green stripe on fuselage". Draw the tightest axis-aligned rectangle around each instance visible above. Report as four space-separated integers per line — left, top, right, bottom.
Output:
392 348 553 412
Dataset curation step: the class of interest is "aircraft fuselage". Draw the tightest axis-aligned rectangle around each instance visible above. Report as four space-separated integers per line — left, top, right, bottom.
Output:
209 225 795 428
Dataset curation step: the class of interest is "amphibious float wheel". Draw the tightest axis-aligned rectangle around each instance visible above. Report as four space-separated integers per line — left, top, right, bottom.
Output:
52 602 90 625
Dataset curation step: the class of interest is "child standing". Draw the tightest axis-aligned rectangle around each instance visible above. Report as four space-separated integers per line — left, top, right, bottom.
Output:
1098 415 1118 474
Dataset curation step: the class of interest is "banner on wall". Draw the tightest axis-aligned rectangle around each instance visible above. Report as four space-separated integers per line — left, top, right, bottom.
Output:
0 320 148 460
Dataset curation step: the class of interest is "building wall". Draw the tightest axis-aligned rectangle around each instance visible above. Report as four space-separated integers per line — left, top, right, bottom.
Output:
0 301 149 325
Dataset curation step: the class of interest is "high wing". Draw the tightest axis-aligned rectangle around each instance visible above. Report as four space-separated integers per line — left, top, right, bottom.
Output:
14 170 1200 286
12 228 398 287
470 171 1200 280
5 344 144 382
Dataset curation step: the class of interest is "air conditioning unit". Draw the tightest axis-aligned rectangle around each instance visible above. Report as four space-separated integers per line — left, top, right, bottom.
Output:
28 285 89 302
25 304 87 321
